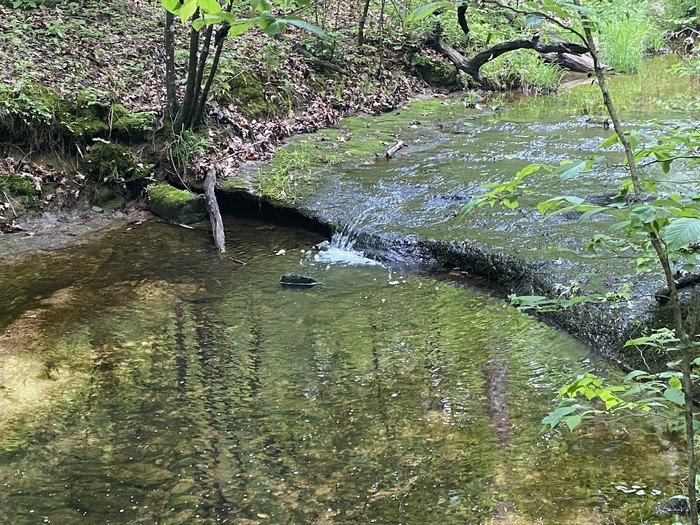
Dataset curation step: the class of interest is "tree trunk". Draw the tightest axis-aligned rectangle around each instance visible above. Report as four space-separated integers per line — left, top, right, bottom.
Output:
187 25 214 129
174 19 201 133
193 27 228 128
164 11 177 121
357 0 371 46
431 34 588 90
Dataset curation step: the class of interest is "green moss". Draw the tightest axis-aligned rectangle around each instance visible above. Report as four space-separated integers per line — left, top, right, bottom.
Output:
249 96 476 203
229 73 278 120
411 54 459 89
81 143 148 183
148 183 206 224
0 83 153 147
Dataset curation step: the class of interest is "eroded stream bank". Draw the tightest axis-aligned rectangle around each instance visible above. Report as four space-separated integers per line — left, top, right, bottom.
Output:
0 216 684 524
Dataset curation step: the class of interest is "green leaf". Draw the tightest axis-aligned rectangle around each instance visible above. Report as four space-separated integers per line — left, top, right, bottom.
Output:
598 132 620 149
162 0 179 12
279 17 327 38
669 376 682 390
625 370 650 381
564 414 582 431
516 163 543 178
198 0 221 14
663 218 700 250
173 0 198 22
556 160 588 181
664 387 685 406
404 1 453 24
542 405 577 427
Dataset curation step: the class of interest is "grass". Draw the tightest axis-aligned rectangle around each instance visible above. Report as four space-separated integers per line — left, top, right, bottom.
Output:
257 142 345 200
599 6 664 74
481 50 564 92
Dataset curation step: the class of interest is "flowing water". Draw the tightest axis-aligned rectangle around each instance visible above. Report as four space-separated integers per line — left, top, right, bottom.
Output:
0 216 686 524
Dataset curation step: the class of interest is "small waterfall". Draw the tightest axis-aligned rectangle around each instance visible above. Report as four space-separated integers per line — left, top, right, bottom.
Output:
314 197 386 266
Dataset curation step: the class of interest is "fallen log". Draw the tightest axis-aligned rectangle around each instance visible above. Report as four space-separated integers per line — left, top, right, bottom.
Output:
433 36 589 89
543 51 598 73
203 168 226 255
385 140 407 159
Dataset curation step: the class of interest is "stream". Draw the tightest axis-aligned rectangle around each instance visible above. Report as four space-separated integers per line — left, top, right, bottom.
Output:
0 216 685 524
3 57 700 524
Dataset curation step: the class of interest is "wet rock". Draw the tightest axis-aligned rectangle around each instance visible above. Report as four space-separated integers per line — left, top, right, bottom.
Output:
280 273 318 289
315 240 330 251
147 183 206 225
655 496 699 516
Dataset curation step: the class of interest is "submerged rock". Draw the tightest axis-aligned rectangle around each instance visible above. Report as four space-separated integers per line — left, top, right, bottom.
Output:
280 273 318 289
148 183 206 225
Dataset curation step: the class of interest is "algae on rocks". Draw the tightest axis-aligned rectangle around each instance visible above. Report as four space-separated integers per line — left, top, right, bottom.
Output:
148 183 206 224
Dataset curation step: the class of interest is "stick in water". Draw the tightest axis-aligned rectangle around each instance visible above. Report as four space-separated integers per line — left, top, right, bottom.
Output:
203 168 226 255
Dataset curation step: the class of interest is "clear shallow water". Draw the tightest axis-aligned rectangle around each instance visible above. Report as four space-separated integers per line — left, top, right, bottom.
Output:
0 217 684 524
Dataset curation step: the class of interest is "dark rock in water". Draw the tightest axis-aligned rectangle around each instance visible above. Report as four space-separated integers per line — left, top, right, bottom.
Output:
655 496 699 516
280 274 318 289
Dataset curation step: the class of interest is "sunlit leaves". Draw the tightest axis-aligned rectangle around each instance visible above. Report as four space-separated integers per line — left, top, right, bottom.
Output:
163 0 326 41
403 1 453 24
663 218 700 250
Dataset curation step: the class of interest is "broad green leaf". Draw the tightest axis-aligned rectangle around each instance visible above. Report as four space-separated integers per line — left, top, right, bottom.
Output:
198 0 221 14
564 414 582 431
173 0 198 22
625 370 650 381
669 376 682 390
162 0 179 12
221 16 259 37
664 387 685 406
516 163 543 178
279 17 327 38
663 218 700 250
192 14 222 30
404 1 453 23
503 197 518 209
598 132 619 149
556 160 588 180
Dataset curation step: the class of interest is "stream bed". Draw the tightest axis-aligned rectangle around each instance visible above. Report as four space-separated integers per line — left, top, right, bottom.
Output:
0 216 686 524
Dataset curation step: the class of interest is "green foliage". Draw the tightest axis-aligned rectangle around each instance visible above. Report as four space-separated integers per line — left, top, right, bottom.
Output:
661 0 700 31
81 143 151 184
482 50 563 92
598 8 663 74
2 0 37 9
170 130 213 166
258 141 345 200
404 1 453 24
671 58 700 78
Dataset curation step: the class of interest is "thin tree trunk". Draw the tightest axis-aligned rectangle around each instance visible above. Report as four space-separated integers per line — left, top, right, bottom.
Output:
575 1 698 522
193 33 226 128
174 18 201 133
357 0 370 46
164 11 177 121
187 25 214 129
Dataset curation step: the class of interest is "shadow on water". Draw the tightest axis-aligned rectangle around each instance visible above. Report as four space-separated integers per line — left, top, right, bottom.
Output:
0 216 686 524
